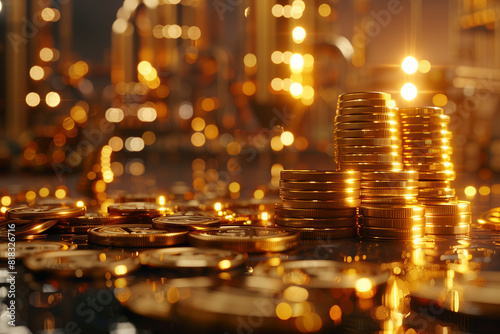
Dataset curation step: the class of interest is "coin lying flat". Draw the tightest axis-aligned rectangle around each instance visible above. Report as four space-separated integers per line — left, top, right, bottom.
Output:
88 224 188 247
281 198 361 209
139 247 245 273
280 189 361 201
358 205 424 219
338 98 395 108
274 205 357 219
0 241 77 259
23 249 140 278
107 202 174 216
287 226 357 239
280 180 361 191
152 215 221 231
424 201 471 216
0 219 59 236
275 216 357 228
338 91 392 101
358 216 424 228
6 205 85 220
399 106 443 116
280 170 360 182
359 225 424 239
188 226 300 253
424 224 470 235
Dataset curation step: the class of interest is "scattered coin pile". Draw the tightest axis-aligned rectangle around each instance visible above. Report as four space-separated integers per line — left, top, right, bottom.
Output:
423 201 471 236
335 91 402 172
275 170 360 239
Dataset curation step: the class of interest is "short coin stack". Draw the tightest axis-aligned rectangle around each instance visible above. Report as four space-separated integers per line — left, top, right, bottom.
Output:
275 170 360 239
335 92 402 172
360 171 419 206
399 106 456 204
423 201 471 236
358 205 424 240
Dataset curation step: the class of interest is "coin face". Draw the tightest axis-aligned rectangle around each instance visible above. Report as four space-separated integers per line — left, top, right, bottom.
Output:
152 215 221 230
139 247 245 271
338 91 391 101
23 249 140 278
88 224 188 247
6 205 85 220
478 207 500 230
188 226 300 253
0 241 77 259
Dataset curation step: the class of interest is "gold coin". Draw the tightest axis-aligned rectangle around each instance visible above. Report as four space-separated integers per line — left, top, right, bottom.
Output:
275 217 357 228
281 198 360 209
65 213 131 225
403 147 453 155
287 226 356 239
359 225 423 239
403 156 451 164
188 226 300 253
336 121 399 130
359 216 424 228
280 180 360 191
338 91 391 101
425 214 472 225
336 137 402 147
361 170 418 181
361 180 418 188
107 202 174 217
359 205 424 219
418 187 456 197
0 219 59 236
399 106 443 116
338 106 398 115
336 146 400 154
402 134 452 142
424 201 471 215
88 224 188 247
417 170 456 181
335 128 400 138
361 197 418 205
338 98 395 108
419 180 451 188
280 189 361 201
138 247 245 272
118 192 161 203
23 249 140 278
338 153 401 163
401 123 448 132
7 205 86 220
400 114 450 124
274 204 357 218
404 162 453 171
335 113 398 123
477 207 500 230
0 241 77 259
424 223 470 235
361 187 418 197
152 215 221 231
339 162 403 171
280 170 360 182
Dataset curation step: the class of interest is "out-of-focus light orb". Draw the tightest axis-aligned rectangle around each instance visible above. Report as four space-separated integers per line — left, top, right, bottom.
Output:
30 66 44 81
271 78 283 91
272 4 283 17
254 189 265 200
108 136 124 151
112 18 128 34
191 132 206 147
0 2 3 13
401 83 417 100
242 81 256 96
179 102 193 119
142 131 156 145
1 196 11 206
46 92 61 107
39 47 54 62
39 188 50 198
137 107 157 122
105 108 125 122
270 136 284 151
204 124 219 139
355 278 373 293
479 186 491 196
292 26 306 44
290 82 303 98
244 53 257 67
418 59 431 73
432 93 448 106
191 117 206 132
55 189 66 199
26 92 41 107
464 186 477 197
402 56 418 74
318 3 331 17
187 26 201 40
229 182 240 193
271 51 283 64
281 131 294 146
290 53 304 73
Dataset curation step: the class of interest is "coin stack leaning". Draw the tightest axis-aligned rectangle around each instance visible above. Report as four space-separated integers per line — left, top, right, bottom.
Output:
399 106 456 204
275 170 360 239
334 92 402 172
423 201 472 236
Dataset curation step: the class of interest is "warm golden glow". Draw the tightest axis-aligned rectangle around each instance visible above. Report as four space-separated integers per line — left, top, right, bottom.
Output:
276 302 293 320
55 189 66 199
214 202 223 211
479 185 491 195
290 53 304 73
292 26 306 44
244 53 257 67
290 82 304 97
26 92 41 107
191 117 206 131
418 59 431 73
402 56 418 74
30 66 44 80
355 278 373 293
46 92 61 107
114 264 128 276
433 93 448 106
1 196 11 206
401 83 417 100
464 185 477 197
284 286 309 302
318 4 332 17
254 189 265 199
281 131 294 146
229 182 240 193
204 124 219 139
218 259 232 270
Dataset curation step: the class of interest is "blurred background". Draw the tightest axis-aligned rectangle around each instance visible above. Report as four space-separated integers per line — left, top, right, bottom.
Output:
0 0 499 210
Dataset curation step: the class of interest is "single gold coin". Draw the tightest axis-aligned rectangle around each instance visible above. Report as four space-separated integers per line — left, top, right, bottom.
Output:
335 113 398 123
339 162 403 171
361 197 418 205
88 224 188 247
280 170 360 182
338 153 401 163
280 180 360 191
280 189 361 201
401 123 448 132
417 170 456 181
336 121 399 130
107 202 174 217
188 226 300 253
338 106 398 115
419 180 451 188
335 128 400 138
359 205 424 219
361 170 418 181
361 180 418 188
288 226 357 239
274 204 357 218
0 241 77 259
338 91 391 101
403 156 451 164
0 219 59 236
359 225 423 239
361 187 419 197
7 205 85 220
336 146 400 155
425 214 472 225
358 216 424 228
23 249 140 278
400 114 450 124
336 137 402 147
152 215 221 231
275 216 357 228
399 106 443 116
418 187 456 197
477 207 500 230
424 223 470 235
281 198 361 209
138 247 246 272
338 98 395 108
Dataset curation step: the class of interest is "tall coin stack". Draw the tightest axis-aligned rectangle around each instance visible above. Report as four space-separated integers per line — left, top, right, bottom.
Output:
275 170 361 240
335 92 402 172
399 106 470 235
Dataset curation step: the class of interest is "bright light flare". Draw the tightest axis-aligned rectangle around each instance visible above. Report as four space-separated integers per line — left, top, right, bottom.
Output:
402 56 418 74
401 83 417 100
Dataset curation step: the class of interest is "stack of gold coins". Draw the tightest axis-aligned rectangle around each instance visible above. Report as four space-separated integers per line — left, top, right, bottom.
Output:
275 170 360 239
358 205 424 240
399 106 456 204
360 171 419 206
424 201 472 236
335 92 402 172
